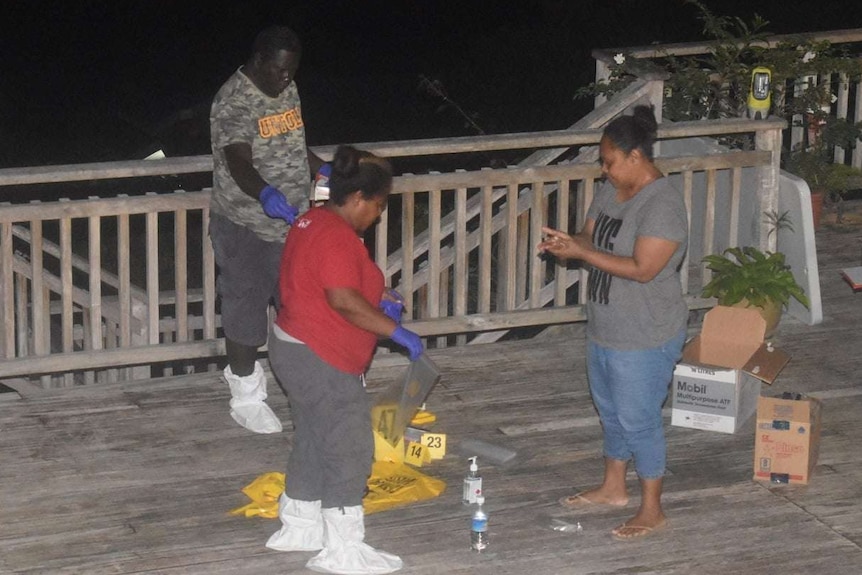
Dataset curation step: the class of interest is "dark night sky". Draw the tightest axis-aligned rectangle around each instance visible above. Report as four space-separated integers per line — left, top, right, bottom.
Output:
1 0 859 168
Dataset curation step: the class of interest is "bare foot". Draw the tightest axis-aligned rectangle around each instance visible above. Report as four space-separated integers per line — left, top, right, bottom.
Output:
559 487 629 509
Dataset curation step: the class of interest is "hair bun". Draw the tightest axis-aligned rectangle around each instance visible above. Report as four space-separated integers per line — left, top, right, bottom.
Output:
331 145 363 178
632 105 658 137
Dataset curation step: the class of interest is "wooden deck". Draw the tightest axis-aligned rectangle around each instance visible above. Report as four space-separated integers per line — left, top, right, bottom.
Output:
2 214 862 575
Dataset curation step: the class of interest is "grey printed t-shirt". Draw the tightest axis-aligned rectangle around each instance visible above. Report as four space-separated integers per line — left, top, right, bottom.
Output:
210 68 311 242
584 177 688 349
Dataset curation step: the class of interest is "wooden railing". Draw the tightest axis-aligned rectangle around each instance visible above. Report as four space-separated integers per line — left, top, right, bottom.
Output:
0 80 786 387
0 192 216 387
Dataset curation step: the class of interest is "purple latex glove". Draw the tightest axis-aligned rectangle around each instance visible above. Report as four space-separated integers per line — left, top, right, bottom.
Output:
260 185 300 224
315 163 332 180
391 326 423 361
380 300 403 323
379 288 405 323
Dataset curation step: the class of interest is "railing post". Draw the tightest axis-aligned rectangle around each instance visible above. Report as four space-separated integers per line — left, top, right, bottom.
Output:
835 72 850 164
645 78 665 157
854 73 862 171
0 220 13 359
646 79 664 123
594 57 611 109
755 123 784 252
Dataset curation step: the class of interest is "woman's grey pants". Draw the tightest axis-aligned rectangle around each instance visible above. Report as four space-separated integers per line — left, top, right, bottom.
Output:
268 335 373 508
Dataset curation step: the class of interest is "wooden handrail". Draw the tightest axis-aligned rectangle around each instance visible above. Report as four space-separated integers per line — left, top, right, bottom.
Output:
592 28 862 63
0 119 785 190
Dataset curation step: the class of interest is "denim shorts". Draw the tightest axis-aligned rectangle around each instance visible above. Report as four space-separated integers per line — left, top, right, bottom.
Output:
209 213 284 347
587 328 686 479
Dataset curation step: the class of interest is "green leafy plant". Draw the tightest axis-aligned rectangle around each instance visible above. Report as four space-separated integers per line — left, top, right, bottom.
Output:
783 102 862 193
575 1 862 127
785 144 862 196
702 246 809 309
763 209 794 239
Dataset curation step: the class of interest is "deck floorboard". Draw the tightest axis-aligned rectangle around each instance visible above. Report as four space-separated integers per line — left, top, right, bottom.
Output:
2 215 862 574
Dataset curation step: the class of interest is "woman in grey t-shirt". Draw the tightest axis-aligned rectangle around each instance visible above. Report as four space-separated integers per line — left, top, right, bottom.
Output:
539 105 687 541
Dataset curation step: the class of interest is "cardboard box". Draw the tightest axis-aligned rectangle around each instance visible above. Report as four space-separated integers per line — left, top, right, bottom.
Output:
671 306 791 434
753 395 822 484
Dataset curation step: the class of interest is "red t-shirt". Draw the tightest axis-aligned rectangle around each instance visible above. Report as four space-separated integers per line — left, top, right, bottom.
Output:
275 207 384 374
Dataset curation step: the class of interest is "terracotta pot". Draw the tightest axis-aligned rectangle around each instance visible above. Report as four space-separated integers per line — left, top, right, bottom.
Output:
806 113 827 146
810 189 824 230
732 298 782 338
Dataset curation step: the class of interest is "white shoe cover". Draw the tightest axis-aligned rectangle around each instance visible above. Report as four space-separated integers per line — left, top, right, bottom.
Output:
224 362 282 434
306 506 402 575
266 494 324 552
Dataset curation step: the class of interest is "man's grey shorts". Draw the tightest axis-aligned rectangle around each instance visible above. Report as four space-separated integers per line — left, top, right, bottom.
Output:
209 212 284 347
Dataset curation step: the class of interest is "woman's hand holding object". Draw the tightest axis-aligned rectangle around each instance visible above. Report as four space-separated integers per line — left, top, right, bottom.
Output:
392 326 423 361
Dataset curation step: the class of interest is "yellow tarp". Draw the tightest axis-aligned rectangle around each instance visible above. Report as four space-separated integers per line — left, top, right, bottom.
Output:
230 462 446 518
229 471 285 518
363 461 446 514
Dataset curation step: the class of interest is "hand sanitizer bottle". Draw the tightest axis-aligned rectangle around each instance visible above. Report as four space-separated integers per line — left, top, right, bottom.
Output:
462 456 482 504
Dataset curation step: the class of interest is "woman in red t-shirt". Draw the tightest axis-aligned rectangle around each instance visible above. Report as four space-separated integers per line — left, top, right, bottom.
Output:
266 145 420 574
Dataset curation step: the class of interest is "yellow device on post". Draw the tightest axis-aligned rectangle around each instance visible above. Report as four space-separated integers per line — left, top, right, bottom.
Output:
747 67 772 120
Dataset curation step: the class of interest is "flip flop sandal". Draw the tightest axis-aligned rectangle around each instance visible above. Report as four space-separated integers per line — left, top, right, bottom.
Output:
558 492 628 509
611 519 668 541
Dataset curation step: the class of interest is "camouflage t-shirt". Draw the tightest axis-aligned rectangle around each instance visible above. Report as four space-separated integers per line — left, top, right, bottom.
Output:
210 68 311 242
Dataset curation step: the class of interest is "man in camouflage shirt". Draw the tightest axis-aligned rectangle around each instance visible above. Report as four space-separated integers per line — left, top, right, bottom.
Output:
210 25 324 434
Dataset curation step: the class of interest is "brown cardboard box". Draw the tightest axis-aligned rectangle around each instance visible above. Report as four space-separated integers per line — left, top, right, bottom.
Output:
671 306 791 434
753 395 822 485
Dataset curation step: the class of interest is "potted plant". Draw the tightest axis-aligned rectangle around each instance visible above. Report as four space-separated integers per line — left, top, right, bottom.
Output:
701 246 809 336
783 114 862 228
